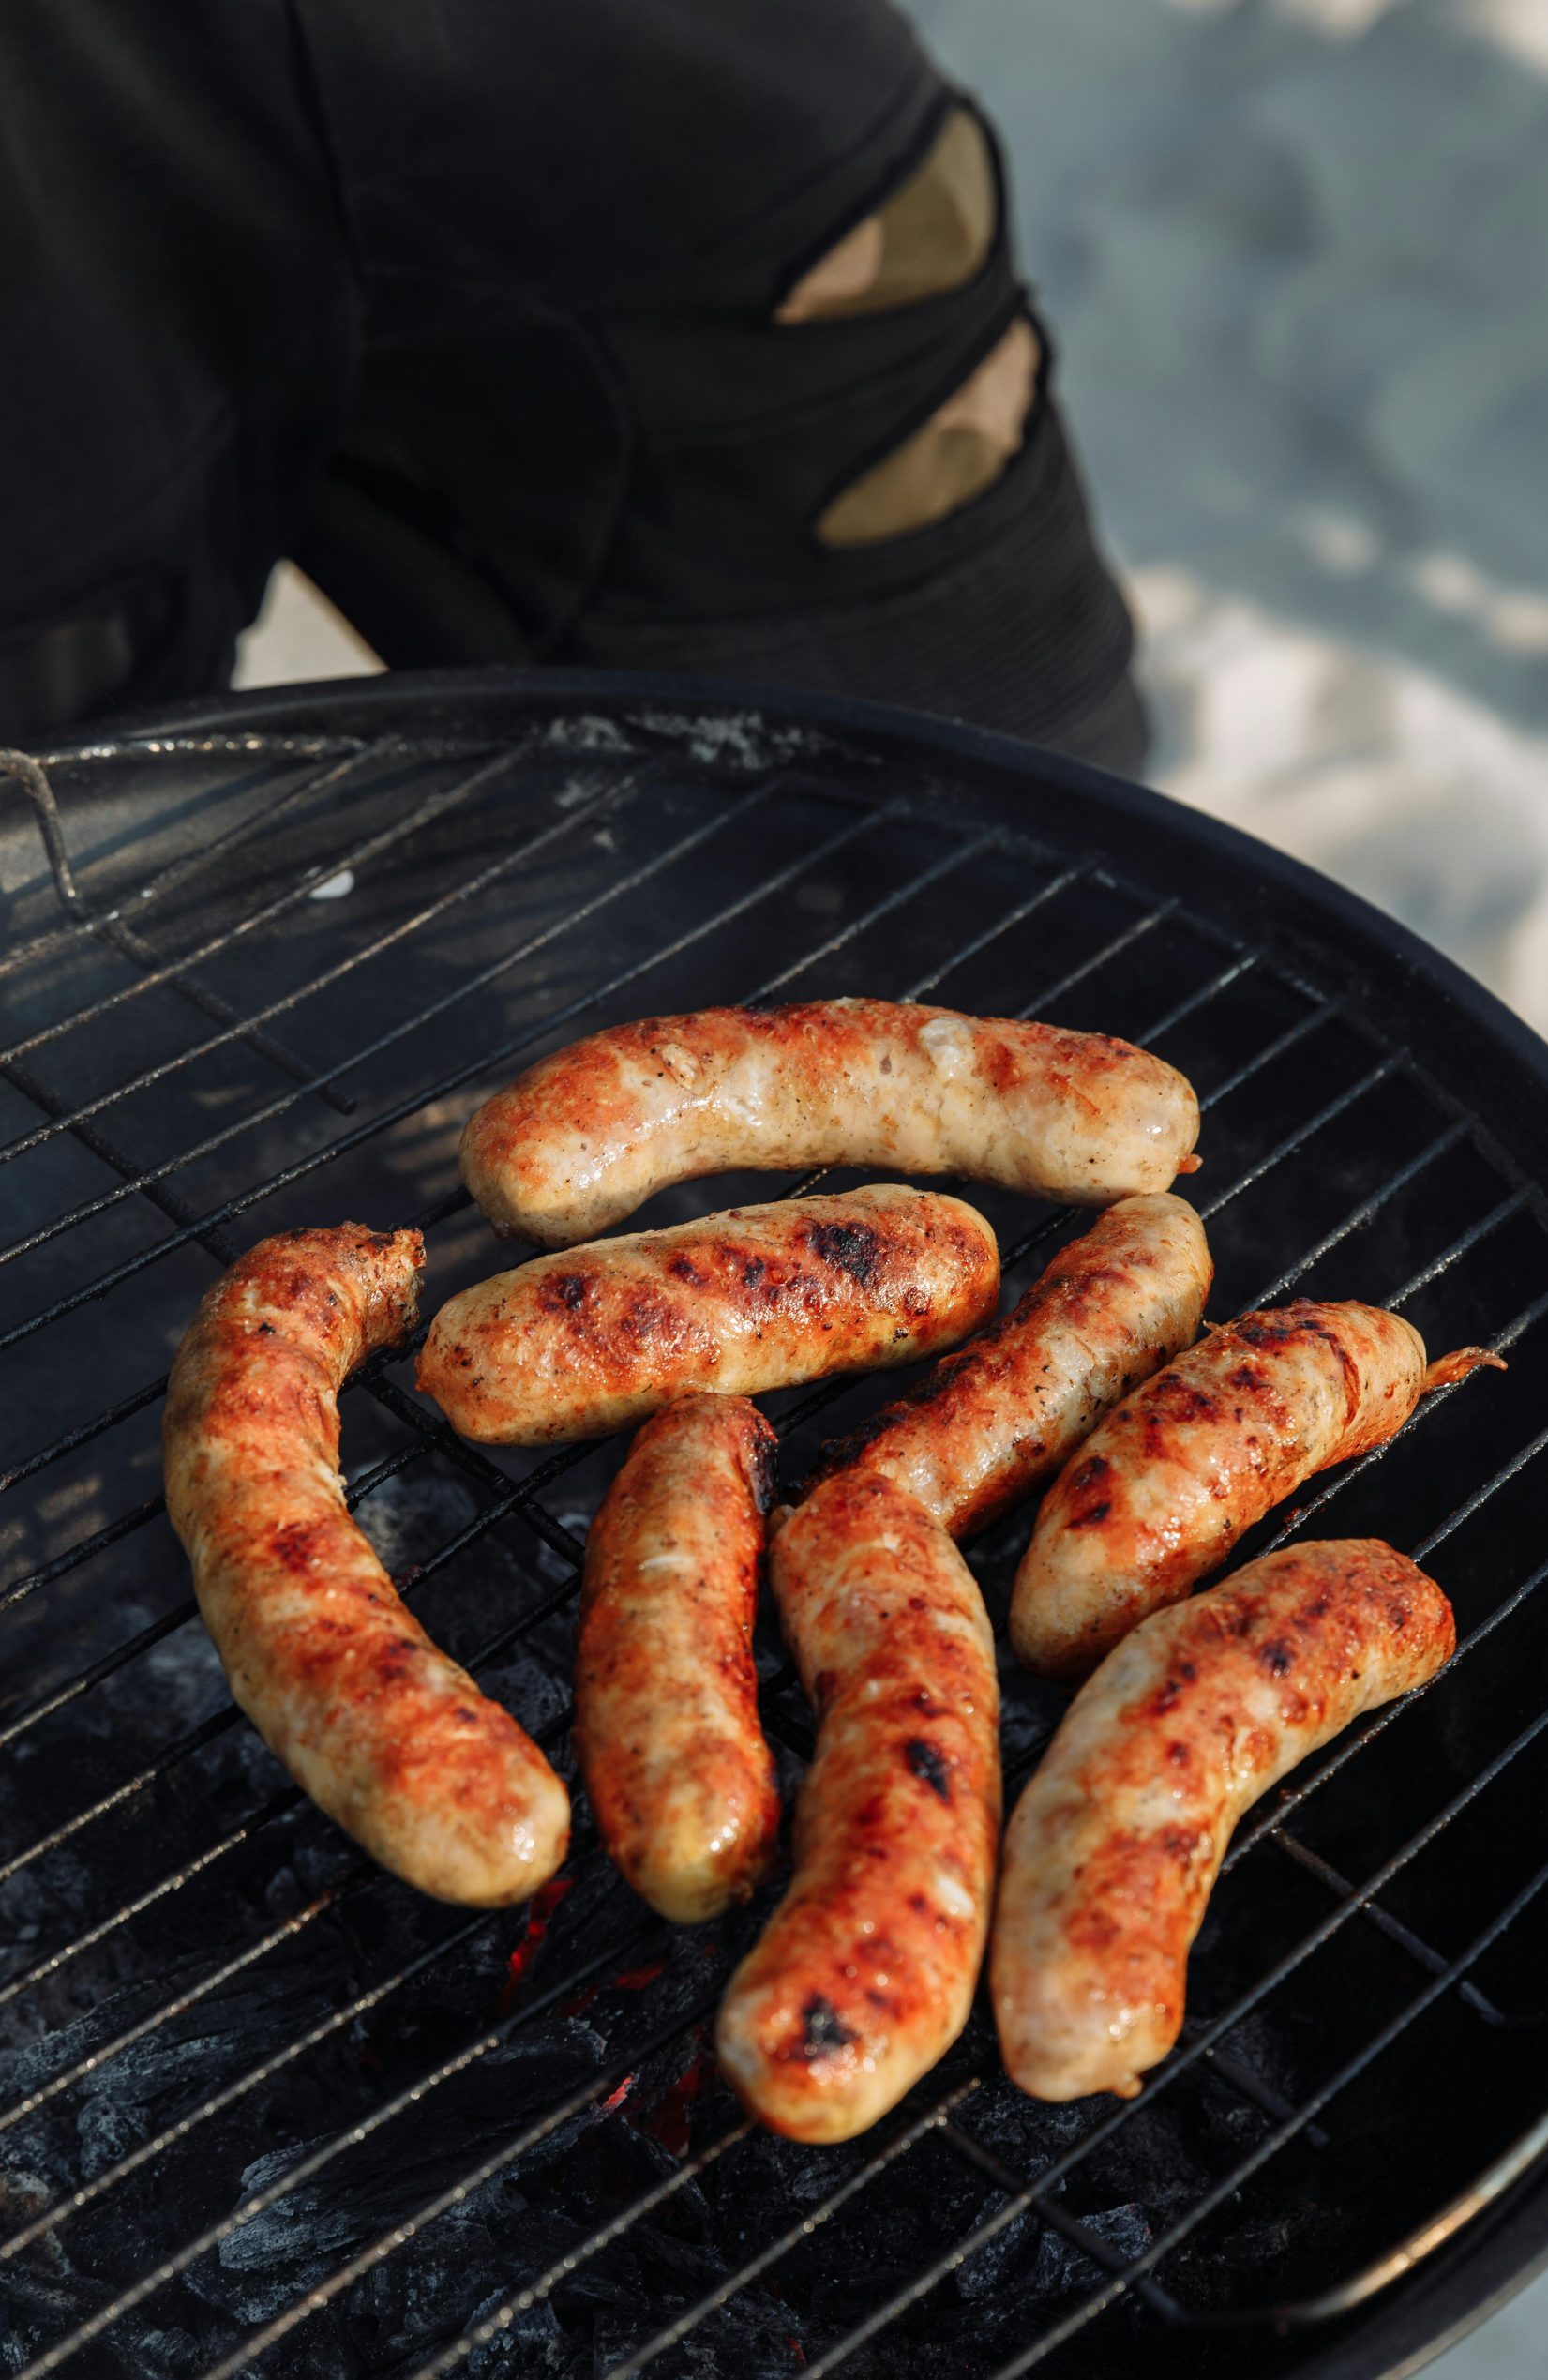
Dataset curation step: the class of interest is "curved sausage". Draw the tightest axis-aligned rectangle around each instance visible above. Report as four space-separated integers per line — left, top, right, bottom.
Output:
459 999 1201 1246
418 1185 999 1447
575 1395 781 1923
992 1539 1455 2101
805 1193 1212 1539
715 1473 1000 2144
1011 1300 1502 1679
163 1226 570 1906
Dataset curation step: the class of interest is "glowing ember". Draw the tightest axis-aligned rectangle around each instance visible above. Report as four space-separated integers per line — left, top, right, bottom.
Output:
558 1948 669 2021
634 2022 716 2157
610 1955 669 1993
495 1875 573 2017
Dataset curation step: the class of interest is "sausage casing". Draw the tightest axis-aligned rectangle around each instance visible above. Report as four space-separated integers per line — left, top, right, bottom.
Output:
460 999 1201 1245
163 1226 570 1906
418 1185 1000 1446
992 1539 1455 2101
806 1193 1211 1538
575 1395 781 1923
1011 1299 1501 1679
715 1474 1000 2144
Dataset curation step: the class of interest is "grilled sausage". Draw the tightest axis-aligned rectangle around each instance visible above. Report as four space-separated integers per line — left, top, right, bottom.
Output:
1011 1300 1502 1679
715 1474 1000 2143
459 999 1201 1246
418 1185 999 1447
163 1226 569 1906
993 1539 1455 2101
805 1194 1212 1539
575 1395 781 1922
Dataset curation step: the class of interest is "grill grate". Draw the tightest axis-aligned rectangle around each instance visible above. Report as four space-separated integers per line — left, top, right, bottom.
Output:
4 683 1548 2380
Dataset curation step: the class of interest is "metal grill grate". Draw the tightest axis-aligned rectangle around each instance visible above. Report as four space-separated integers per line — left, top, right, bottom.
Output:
4 679 1548 2380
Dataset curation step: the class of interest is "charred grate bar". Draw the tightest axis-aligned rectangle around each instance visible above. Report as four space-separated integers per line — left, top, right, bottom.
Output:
3 681 1548 2380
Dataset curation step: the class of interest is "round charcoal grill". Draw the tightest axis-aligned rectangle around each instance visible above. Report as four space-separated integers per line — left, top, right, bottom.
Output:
4 671 1548 2380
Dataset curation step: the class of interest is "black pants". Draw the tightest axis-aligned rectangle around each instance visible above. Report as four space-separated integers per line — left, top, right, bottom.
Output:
1 0 1145 771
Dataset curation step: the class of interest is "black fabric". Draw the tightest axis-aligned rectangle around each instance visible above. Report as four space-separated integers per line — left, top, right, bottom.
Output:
0 0 359 712
0 0 1143 769
566 367 1142 760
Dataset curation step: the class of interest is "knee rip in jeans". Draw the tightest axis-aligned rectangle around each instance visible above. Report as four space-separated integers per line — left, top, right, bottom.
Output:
815 316 1038 547
775 105 996 324
773 108 1039 547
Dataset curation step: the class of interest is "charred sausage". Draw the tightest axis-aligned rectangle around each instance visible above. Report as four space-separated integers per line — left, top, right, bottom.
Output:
993 1539 1455 2101
459 999 1201 1245
575 1395 781 1922
163 1226 570 1906
806 1193 1211 1539
1011 1300 1501 1679
418 1185 999 1447
715 1473 1000 2143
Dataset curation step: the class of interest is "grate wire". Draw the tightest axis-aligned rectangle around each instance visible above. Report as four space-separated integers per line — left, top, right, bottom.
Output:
4 717 1548 2380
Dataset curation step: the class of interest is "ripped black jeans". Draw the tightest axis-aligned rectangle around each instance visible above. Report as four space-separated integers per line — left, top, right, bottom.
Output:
0 0 1144 771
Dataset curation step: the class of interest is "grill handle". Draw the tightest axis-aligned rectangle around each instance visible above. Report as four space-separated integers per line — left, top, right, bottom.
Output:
1173 2103 1548 2333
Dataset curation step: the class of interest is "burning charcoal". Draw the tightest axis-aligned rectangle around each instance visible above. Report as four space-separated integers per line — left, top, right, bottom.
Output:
350 1470 484 1577
590 2278 811 2380
1032 2198 1153 2299
959 2070 1092 2162
953 2199 1042 2301
461 2291 568 2377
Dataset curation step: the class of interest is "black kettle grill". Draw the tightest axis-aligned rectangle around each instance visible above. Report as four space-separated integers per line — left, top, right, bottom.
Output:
3 673 1548 2380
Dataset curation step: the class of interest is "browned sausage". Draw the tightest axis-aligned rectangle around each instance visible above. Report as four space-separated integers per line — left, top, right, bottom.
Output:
714 1474 1000 2143
162 1226 570 1906
1011 1300 1502 1679
459 999 1201 1245
575 1395 781 1923
992 1539 1455 2101
418 1185 999 1446
805 1193 1211 1538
